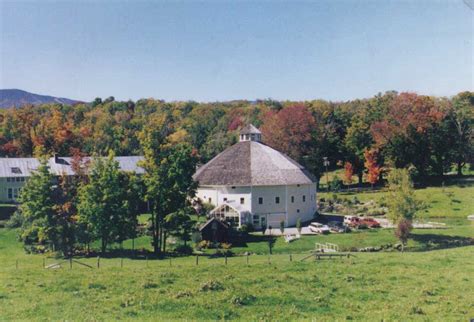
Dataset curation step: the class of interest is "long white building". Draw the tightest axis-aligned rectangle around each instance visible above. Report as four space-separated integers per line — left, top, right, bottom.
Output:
193 125 317 229
0 155 144 203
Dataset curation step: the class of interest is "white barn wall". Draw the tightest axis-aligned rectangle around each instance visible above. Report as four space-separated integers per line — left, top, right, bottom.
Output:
196 186 252 211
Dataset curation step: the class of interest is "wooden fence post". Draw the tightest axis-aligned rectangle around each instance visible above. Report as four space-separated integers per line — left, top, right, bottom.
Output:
246 253 249 265
146 256 148 268
169 258 172 267
196 255 199 266
290 254 293 262
43 258 45 268
69 258 72 269
97 256 100 269
225 255 227 265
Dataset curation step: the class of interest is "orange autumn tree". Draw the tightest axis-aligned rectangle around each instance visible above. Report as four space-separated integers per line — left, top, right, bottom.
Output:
343 162 354 185
364 148 381 188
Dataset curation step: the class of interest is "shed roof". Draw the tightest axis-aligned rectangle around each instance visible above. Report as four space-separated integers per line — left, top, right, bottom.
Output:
193 141 315 186
199 217 229 231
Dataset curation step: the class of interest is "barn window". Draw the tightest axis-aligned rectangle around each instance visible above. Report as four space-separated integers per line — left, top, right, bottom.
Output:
240 198 244 204
8 188 12 199
208 197 212 204
303 195 306 202
223 197 227 202
291 196 294 203
275 197 280 204
253 215 259 226
297 209 300 213
258 197 263 204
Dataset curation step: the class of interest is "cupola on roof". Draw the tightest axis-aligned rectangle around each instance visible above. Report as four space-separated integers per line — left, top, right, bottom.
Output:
239 124 262 142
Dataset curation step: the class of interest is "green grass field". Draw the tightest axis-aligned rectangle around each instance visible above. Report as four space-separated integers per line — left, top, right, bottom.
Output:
320 182 474 221
0 227 473 320
1 183 473 320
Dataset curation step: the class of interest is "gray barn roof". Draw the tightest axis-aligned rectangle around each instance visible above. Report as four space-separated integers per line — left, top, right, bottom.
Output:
0 156 144 177
193 141 315 186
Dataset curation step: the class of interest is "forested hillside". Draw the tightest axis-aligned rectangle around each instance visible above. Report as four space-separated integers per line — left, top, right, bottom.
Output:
0 89 80 108
0 91 472 183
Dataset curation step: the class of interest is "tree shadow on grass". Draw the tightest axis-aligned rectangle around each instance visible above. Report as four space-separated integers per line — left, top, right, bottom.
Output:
410 233 474 251
73 248 188 260
229 234 273 248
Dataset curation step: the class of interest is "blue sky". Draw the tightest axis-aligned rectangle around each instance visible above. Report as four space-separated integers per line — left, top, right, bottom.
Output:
0 0 472 102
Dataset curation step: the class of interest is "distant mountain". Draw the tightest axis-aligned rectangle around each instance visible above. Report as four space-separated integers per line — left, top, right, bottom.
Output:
0 89 82 108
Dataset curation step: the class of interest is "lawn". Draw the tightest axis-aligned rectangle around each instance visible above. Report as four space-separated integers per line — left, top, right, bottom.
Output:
319 182 474 221
0 227 473 320
1 183 473 320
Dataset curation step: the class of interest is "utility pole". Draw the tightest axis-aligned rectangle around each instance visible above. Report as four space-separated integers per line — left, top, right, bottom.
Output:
323 157 330 192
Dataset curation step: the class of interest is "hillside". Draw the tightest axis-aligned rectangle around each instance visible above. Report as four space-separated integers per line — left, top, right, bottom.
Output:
0 226 472 320
0 89 81 108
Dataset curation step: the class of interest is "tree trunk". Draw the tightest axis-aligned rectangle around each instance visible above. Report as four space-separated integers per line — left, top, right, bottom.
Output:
163 231 167 253
101 238 107 254
358 172 363 186
151 212 159 254
457 160 463 176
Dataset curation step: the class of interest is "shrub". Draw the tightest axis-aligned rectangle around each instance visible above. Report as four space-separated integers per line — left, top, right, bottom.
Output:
196 240 211 250
191 231 202 244
239 223 254 233
395 219 413 251
329 179 343 192
296 218 302 233
6 210 23 228
220 242 232 250
175 244 193 255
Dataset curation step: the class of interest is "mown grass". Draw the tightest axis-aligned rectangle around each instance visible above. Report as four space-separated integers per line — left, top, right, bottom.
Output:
1 227 473 321
319 183 474 220
1 183 473 320
0 227 472 320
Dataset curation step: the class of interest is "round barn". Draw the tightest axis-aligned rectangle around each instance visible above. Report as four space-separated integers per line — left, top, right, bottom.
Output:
193 124 317 229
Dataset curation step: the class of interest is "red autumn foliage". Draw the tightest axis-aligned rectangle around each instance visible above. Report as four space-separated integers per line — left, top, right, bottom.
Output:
228 116 243 131
260 104 316 161
364 148 381 186
371 92 444 146
343 162 354 184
